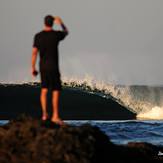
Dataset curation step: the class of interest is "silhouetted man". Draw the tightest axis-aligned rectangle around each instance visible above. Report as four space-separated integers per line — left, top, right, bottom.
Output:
31 15 68 124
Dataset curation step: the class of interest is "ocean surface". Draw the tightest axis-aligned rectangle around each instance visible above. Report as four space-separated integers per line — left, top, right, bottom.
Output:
1 120 163 146
0 79 163 145
67 120 163 146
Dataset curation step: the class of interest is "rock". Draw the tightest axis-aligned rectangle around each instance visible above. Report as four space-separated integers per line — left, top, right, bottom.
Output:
0 115 162 162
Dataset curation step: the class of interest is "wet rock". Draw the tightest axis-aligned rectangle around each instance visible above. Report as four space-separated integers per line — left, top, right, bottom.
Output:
0 115 162 162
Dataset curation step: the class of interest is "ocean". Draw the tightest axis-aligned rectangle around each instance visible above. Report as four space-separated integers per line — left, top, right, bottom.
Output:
0 79 163 146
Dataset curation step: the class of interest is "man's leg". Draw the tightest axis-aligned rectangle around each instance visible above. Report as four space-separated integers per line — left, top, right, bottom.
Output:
51 90 63 123
40 88 48 120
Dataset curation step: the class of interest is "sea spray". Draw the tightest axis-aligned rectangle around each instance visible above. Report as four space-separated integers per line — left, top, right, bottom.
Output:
137 106 163 120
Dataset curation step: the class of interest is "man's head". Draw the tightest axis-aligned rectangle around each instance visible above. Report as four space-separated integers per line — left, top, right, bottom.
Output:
44 15 54 27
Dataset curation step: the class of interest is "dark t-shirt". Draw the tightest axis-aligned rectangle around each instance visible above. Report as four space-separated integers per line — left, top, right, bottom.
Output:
33 30 67 75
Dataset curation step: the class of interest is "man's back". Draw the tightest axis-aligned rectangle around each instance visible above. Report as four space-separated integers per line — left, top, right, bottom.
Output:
34 30 67 73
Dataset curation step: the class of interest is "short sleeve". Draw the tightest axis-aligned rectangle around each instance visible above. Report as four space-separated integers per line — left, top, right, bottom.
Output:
33 34 39 49
56 31 67 41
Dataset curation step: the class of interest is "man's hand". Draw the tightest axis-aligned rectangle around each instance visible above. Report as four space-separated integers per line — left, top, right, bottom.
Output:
54 16 63 25
32 68 38 77
54 16 69 35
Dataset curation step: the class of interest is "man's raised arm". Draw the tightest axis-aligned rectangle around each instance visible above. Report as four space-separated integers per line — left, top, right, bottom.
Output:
54 16 69 35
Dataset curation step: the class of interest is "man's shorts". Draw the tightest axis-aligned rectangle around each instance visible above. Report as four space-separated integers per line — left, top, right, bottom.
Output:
40 71 62 90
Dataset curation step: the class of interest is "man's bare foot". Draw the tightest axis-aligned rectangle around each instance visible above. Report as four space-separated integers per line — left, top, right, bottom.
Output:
51 117 65 126
42 113 48 121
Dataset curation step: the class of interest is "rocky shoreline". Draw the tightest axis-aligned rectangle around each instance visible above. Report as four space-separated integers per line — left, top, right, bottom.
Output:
0 116 162 162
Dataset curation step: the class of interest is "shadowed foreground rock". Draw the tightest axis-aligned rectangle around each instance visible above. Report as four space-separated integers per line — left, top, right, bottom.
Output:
0 116 162 163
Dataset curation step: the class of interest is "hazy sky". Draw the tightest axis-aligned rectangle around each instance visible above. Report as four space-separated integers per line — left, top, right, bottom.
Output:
0 0 163 85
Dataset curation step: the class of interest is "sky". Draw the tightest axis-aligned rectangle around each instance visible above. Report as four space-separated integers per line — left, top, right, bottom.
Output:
0 0 163 85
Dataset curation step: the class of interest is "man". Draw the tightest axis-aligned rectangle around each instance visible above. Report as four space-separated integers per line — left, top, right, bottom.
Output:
31 15 68 124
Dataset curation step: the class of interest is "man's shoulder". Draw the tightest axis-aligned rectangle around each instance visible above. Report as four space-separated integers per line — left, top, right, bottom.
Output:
35 30 44 37
35 30 58 36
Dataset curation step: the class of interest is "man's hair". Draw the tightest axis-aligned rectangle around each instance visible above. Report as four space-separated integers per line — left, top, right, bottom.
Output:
44 15 54 27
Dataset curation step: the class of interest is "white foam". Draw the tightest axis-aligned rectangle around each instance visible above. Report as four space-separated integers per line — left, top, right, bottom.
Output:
137 106 163 120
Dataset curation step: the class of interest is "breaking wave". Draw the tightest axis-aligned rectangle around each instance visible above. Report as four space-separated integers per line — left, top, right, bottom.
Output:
62 76 163 120
1 75 163 120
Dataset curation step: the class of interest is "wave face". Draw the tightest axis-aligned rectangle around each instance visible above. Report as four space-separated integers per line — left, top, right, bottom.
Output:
62 76 163 120
1 76 163 120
